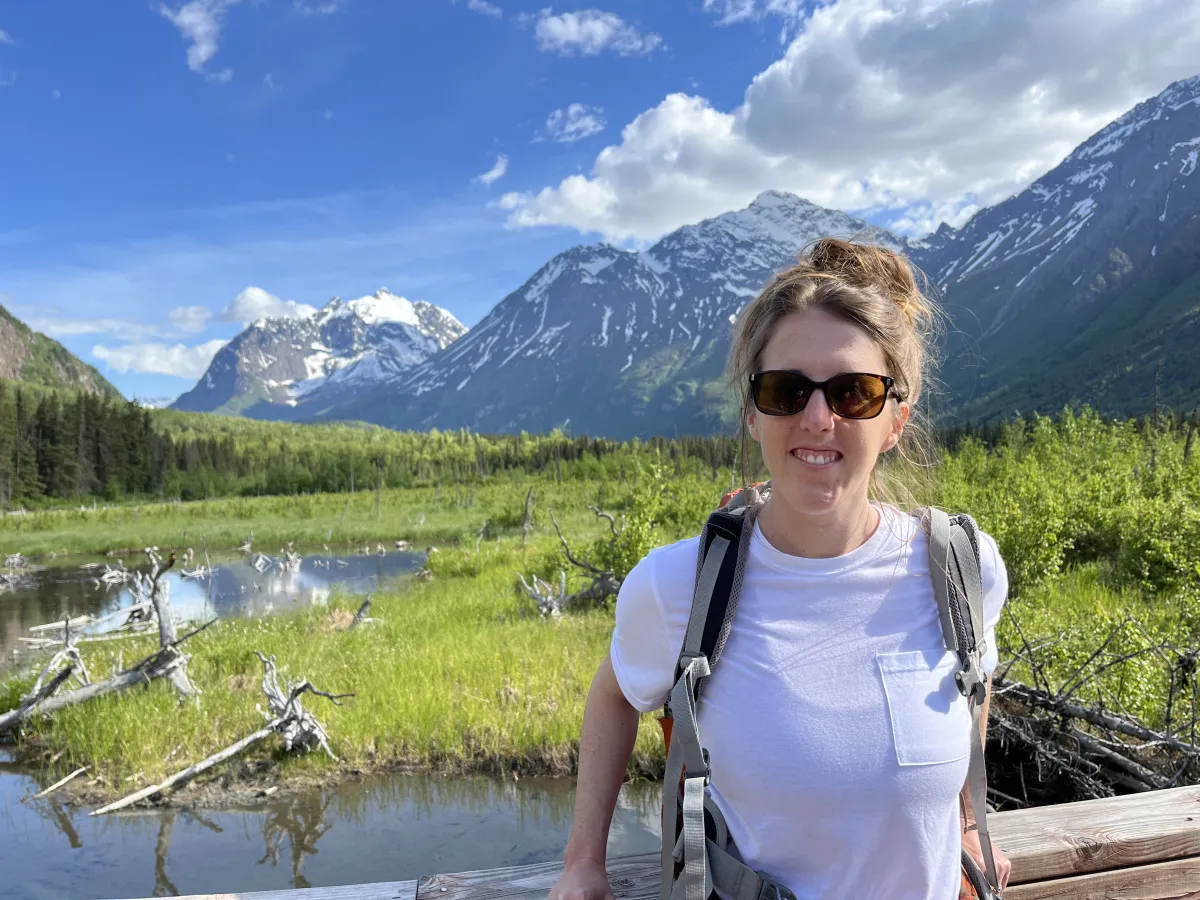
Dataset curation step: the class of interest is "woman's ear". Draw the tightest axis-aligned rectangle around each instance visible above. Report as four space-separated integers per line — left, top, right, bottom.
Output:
881 401 910 454
746 407 761 443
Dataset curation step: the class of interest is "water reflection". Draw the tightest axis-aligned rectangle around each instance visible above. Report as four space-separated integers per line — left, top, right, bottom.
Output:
1 549 424 670
0 763 661 900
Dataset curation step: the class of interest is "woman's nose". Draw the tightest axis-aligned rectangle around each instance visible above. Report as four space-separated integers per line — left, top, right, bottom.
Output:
799 387 836 430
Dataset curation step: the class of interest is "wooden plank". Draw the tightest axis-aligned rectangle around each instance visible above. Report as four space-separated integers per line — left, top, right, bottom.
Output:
112 879 418 900
1003 855 1200 900
415 853 661 900
988 785 1200 884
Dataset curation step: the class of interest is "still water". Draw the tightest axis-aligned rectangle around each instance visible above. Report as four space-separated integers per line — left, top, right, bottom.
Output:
0 757 661 900
1 548 425 671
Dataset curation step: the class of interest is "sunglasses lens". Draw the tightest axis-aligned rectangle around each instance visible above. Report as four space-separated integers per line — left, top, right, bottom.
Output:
753 371 810 416
828 374 888 418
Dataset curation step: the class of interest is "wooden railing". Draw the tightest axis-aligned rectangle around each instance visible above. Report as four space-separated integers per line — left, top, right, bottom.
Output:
115 785 1200 900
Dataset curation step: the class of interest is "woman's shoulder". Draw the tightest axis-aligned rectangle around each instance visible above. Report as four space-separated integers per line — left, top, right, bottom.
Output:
623 533 703 606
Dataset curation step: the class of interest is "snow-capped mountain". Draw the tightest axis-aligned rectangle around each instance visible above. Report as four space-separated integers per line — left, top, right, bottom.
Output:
315 192 904 436
178 74 1200 435
171 290 467 416
915 74 1200 421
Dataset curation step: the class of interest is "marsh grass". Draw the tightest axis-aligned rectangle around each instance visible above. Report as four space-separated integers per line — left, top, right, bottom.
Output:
5 533 667 797
0 479 628 558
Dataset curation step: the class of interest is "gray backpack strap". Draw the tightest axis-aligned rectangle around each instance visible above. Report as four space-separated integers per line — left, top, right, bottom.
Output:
661 493 795 900
926 507 1000 895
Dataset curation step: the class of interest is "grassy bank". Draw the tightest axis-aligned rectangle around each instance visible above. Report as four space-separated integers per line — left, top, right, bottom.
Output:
0 532 668 803
2 408 1199 804
0 479 625 559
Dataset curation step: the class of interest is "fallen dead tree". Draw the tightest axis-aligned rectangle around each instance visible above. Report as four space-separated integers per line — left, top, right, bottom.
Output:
90 650 352 815
0 548 212 738
517 507 622 613
984 613 1200 808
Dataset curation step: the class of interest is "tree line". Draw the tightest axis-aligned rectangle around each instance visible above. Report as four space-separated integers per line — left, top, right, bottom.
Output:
1 379 1193 508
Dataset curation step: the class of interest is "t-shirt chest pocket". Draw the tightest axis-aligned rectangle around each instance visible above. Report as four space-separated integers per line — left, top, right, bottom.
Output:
876 649 971 765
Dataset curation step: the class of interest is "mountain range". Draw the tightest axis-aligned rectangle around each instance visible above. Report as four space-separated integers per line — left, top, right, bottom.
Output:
10 74 1200 438
176 74 1200 436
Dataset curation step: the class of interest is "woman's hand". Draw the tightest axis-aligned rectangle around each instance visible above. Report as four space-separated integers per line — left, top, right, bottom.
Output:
962 830 1011 891
550 856 615 900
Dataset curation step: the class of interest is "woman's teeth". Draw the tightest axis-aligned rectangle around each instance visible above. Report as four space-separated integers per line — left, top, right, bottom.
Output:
792 450 840 467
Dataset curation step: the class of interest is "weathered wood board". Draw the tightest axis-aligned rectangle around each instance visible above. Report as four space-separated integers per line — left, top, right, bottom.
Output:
988 784 1200 883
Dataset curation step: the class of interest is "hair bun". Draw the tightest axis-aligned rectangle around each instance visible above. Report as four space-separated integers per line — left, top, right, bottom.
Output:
804 237 929 329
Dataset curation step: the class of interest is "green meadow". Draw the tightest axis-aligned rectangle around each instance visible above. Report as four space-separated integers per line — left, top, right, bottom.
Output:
1 406 1198 803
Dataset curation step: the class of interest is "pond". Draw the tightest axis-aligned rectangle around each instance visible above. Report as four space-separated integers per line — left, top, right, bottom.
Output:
0 756 662 900
0 548 426 672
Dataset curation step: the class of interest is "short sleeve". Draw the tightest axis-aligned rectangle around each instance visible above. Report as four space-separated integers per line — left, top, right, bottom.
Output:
610 545 690 713
976 529 1009 677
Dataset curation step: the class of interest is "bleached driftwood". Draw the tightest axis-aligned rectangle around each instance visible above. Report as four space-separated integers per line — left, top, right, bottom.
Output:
535 507 622 611
90 651 352 816
517 571 567 619
94 560 132 586
0 548 209 737
32 766 89 799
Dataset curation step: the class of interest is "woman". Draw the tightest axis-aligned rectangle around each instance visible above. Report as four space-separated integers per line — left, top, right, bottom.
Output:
550 239 1013 900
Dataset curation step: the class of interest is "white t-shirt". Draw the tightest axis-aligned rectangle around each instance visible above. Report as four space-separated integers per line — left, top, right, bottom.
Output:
609 502 1008 900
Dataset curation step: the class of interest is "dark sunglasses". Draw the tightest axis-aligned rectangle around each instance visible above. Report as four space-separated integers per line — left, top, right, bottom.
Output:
749 370 901 419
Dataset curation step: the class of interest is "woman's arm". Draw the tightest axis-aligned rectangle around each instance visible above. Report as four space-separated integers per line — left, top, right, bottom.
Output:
551 653 643 900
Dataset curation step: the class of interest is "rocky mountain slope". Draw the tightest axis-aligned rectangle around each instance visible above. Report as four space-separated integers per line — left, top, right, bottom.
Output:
171 290 466 416
918 74 1200 422
0 303 122 398
174 73 1200 436
318 192 902 436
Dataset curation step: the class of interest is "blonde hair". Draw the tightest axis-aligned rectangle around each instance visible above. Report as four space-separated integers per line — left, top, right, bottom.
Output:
726 236 947 512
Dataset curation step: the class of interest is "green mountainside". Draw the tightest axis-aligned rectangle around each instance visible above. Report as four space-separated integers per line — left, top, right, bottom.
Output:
0 303 122 399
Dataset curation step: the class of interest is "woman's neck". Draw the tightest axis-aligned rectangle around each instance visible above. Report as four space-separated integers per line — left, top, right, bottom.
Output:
757 495 880 560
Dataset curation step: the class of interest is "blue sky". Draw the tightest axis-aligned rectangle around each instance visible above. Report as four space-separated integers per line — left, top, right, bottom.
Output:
2 0 1199 402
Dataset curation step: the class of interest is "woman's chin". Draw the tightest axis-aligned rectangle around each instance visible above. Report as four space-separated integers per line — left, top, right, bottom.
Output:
770 481 842 517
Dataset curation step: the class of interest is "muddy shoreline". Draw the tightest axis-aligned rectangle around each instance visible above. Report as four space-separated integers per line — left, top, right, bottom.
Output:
8 741 666 813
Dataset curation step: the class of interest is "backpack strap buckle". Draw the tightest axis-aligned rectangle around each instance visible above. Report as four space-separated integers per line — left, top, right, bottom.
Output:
955 654 987 705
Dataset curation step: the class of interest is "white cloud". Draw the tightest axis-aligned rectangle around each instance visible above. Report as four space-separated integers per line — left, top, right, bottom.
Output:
159 0 244 77
468 0 503 18
18 314 161 340
475 154 509 186
532 9 662 56
323 109 334 120
546 103 607 142
502 0 1200 241
702 0 805 24
264 72 277 89
51 89 62 100
16 304 214 340
0 28 12 44
294 0 345 14
169 305 213 333
0 69 15 88
220 286 317 325
93 339 227 379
